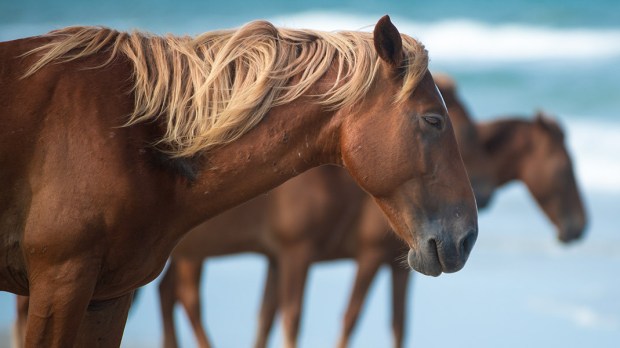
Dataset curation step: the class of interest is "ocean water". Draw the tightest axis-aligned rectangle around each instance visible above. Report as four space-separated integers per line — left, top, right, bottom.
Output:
0 1 619 347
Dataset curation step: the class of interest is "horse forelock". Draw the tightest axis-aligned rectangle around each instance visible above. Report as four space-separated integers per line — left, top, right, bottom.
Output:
23 21 428 157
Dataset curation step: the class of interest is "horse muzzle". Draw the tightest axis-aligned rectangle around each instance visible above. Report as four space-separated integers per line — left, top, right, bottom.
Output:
407 225 478 276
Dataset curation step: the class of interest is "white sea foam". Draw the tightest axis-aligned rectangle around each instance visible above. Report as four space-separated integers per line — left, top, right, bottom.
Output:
565 120 620 193
270 12 620 63
5 12 620 63
529 298 620 331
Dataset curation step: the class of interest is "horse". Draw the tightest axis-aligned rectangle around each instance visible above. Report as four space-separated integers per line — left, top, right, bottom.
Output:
157 166 394 348
151 73 490 348
0 16 478 347
327 111 588 348
152 77 586 348
476 111 587 241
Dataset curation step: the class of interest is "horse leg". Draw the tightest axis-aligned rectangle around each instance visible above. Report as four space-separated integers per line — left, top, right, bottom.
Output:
278 245 312 348
12 295 29 348
176 258 211 348
336 249 383 348
254 258 279 348
390 262 411 348
159 260 180 348
73 292 134 346
23 259 99 347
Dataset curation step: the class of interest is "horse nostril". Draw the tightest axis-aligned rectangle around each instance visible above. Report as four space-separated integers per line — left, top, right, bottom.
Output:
459 229 477 256
426 237 440 261
427 237 438 252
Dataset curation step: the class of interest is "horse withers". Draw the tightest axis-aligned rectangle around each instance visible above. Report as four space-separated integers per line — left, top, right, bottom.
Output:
0 16 477 346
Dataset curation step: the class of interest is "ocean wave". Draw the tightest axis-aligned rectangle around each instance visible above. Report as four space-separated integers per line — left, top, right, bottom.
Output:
566 120 620 193
4 12 620 63
270 12 620 63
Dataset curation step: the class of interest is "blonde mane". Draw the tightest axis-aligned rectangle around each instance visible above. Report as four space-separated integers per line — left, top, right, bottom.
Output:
24 21 428 157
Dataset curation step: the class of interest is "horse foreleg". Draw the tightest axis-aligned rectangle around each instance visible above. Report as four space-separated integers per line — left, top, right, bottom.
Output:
176 258 211 348
159 260 180 348
336 249 383 348
23 260 99 347
12 295 29 348
278 245 312 348
254 258 279 348
74 292 134 346
390 262 411 348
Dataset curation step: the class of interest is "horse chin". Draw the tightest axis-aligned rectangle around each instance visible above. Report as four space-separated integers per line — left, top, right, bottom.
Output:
557 230 584 244
556 217 587 244
407 248 443 277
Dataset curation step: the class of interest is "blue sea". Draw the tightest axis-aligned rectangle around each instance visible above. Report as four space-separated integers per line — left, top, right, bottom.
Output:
1 1 619 347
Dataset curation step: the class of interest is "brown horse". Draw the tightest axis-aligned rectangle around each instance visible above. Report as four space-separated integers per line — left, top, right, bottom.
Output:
0 16 478 347
158 166 389 348
476 111 587 241
153 73 490 348
153 80 586 348
327 112 587 348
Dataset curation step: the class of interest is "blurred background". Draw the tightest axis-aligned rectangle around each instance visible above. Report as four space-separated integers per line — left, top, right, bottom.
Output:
1 1 618 347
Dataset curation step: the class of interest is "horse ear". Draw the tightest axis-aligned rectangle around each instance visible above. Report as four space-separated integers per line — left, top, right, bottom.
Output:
535 109 565 140
535 109 547 123
373 15 403 67
535 109 556 128
433 72 456 94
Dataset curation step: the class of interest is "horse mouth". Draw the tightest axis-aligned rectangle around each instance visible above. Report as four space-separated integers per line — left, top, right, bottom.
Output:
558 230 584 243
557 219 587 244
407 247 443 277
406 234 474 276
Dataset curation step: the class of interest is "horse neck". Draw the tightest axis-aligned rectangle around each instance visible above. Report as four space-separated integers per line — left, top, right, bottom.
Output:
174 99 343 232
478 120 533 186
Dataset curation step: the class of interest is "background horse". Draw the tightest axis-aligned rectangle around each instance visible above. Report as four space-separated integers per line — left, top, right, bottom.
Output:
154 77 586 348
476 111 586 241
0 16 477 347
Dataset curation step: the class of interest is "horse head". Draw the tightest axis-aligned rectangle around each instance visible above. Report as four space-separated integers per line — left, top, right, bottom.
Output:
521 111 587 242
340 16 478 276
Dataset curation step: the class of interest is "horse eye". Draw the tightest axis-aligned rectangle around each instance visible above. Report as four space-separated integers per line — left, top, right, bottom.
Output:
423 115 442 129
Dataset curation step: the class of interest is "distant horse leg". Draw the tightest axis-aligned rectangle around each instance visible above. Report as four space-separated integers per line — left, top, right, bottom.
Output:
254 258 279 348
336 249 383 348
159 260 180 348
278 245 313 348
12 295 29 348
390 262 411 348
176 258 211 348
